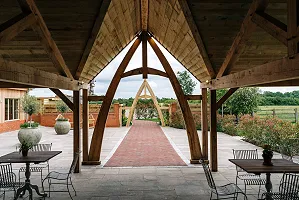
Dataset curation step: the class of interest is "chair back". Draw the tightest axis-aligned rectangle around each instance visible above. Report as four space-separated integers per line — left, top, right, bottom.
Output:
201 161 216 190
0 164 15 187
279 173 299 199
233 149 258 172
69 151 81 175
31 143 52 152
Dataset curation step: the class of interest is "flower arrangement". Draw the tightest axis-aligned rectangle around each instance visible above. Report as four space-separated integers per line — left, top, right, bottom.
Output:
19 141 34 157
262 144 273 166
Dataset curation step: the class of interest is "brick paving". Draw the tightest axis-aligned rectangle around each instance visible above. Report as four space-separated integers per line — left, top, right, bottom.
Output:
105 120 187 167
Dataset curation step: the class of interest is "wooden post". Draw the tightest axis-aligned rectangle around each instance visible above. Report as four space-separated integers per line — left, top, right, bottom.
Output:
82 89 89 164
210 90 217 172
287 0 299 57
201 88 208 160
295 108 298 123
272 109 276 117
73 90 81 173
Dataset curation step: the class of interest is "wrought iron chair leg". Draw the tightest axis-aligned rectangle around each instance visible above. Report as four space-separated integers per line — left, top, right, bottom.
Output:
244 184 247 200
69 177 76 196
209 191 212 200
257 183 262 198
3 191 5 200
67 179 74 200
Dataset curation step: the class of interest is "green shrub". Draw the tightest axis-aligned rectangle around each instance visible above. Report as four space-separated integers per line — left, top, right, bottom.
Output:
218 115 237 136
56 100 70 114
20 122 39 129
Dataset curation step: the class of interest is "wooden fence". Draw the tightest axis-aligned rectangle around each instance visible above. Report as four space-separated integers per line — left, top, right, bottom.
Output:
256 108 299 123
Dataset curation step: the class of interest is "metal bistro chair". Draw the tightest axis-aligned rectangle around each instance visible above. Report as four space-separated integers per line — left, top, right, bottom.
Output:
279 146 294 162
42 151 80 200
18 143 52 188
0 163 24 200
261 173 299 200
233 149 266 198
202 160 247 200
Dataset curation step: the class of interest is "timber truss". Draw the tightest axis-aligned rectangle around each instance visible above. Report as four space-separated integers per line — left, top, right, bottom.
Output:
82 31 204 165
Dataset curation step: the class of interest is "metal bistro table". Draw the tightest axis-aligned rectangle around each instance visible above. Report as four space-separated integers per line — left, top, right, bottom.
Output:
0 151 62 200
229 159 299 200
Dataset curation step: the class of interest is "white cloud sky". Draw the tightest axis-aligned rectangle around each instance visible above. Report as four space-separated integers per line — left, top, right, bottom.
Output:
30 38 299 98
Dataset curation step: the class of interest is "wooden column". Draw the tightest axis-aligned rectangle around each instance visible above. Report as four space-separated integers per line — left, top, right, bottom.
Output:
82 89 89 164
210 90 217 171
142 31 148 79
201 88 208 160
287 0 299 57
88 38 141 164
148 36 202 163
73 90 81 173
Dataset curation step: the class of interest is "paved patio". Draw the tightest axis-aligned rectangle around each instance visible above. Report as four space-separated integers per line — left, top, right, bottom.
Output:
0 123 284 200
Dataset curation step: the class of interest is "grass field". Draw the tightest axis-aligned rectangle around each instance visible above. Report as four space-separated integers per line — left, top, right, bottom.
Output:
256 106 299 122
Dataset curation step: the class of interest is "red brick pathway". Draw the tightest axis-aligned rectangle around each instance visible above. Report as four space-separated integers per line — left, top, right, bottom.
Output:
104 120 186 167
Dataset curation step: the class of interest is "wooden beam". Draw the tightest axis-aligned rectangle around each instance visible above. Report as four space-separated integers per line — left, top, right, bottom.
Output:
88 96 105 101
148 36 202 162
216 88 238 110
216 0 269 78
122 67 168 78
82 89 89 164
257 79 299 87
141 0 149 31
50 89 74 111
142 32 148 79
210 90 217 172
73 90 81 173
0 13 36 46
178 0 215 78
75 0 111 79
0 58 85 90
17 0 74 79
88 38 141 163
201 55 299 90
201 88 208 160
251 12 287 46
185 95 202 101
287 0 299 57
0 82 42 88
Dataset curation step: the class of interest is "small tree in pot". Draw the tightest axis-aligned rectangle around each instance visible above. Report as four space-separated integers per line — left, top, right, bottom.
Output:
54 100 71 134
18 94 42 145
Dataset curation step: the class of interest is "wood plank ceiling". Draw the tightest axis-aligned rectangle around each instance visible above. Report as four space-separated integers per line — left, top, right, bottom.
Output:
0 0 288 84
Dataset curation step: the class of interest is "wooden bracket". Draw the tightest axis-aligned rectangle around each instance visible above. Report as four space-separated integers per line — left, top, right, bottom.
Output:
50 89 74 111
216 88 238 110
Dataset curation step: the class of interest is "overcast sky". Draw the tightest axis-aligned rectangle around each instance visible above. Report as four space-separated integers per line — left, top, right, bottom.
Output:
30 39 299 98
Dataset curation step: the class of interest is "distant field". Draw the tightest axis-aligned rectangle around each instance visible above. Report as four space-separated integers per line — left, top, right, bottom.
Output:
256 106 299 122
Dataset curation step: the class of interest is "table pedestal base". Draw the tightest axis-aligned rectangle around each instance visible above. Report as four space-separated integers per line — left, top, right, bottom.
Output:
265 173 273 200
14 163 47 200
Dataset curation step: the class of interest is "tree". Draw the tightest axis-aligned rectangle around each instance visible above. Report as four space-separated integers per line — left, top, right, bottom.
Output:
176 71 197 95
21 94 40 126
226 88 259 119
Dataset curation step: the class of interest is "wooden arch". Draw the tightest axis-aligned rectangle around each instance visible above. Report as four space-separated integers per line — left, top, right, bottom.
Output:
126 79 165 127
85 33 202 165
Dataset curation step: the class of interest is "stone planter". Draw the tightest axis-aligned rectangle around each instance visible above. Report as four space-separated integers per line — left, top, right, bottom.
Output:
54 120 71 135
18 127 42 146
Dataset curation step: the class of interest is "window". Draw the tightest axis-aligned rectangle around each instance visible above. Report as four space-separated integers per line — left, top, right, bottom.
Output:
5 99 19 120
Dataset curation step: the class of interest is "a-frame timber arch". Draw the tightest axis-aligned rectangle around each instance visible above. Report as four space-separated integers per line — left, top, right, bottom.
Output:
126 79 165 127
84 32 203 165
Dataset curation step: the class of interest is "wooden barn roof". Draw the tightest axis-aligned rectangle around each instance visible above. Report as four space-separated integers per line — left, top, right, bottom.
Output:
0 0 289 84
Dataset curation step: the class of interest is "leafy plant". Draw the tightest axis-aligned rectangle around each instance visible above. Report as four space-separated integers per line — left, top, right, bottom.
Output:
19 141 33 152
21 94 40 127
176 71 197 95
56 100 70 115
56 118 69 121
20 122 39 129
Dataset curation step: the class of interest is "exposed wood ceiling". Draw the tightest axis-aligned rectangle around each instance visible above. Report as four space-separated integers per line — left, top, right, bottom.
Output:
0 0 289 85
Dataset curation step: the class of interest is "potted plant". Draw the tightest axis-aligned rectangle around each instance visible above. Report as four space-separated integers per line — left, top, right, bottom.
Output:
18 94 41 145
19 140 34 157
262 144 273 166
54 100 71 134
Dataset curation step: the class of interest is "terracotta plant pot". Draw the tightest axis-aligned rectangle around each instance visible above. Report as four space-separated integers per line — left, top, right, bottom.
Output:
263 157 273 166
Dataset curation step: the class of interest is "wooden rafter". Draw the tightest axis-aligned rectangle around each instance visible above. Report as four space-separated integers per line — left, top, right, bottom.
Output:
142 31 148 79
185 95 202 101
141 0 149 31
201 55 299 90
148 36 202 162
17 0 74 79
0 57 85 91
88 38 141 163
122 67 168 78
75 0 111 80
126 80 165 127
88 96 105 101
178 0 215 79
216 0 269 78
216 88 238 110
0 13 36 45
251 12 287 46
50 89 74 111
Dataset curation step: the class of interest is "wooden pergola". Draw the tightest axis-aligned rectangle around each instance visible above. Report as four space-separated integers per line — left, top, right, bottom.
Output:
0 0 296 172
